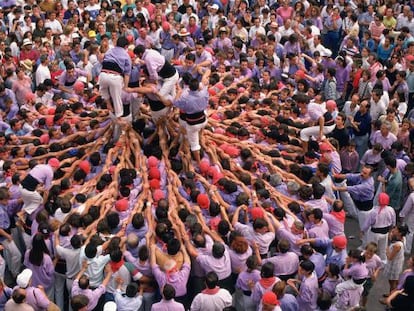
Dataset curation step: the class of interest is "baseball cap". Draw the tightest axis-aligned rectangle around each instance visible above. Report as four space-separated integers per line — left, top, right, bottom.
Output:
48 158 60 168
197 193 210 209
250 207 264 220
262 291 279 306
332 235 347 249
115 198 129 212
16 269 33 288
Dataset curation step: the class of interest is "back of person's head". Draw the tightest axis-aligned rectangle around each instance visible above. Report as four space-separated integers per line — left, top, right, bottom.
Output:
205 271 219 289
116 36 129 48
84 243 97 259
189 78 199 91
78 274 89 289
277 239 290 253
300 260 315 274
163 284 176 300
167 238 181 256
126 283 138 298
261 262 275 278
11 288 26 304
212 242 225 259
71 294 89 311
317 291 333 310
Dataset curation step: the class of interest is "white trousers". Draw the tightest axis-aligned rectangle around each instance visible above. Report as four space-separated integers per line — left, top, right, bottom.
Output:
300 124 336 142
159 71 179 99
99 72 124 117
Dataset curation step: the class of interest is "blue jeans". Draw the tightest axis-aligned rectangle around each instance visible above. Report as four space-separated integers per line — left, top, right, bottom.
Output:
354 134 369 160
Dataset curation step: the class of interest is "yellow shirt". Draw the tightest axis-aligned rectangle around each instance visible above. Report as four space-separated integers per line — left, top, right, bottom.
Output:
383 16 396 30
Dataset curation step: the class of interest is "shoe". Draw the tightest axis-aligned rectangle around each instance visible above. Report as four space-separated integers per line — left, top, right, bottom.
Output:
379 298 387 305
382 294 389 298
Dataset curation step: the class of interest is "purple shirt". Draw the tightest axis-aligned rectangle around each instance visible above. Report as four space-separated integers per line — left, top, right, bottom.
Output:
323 213 344 237
362 205 396 232
276 228 305 255
343 262 368 280
228 247 252 273
236 269 261 291
152 263 190 297
297 274 318 311
71 279 106 311
364 253 383 277
29 164 54 190
310 252 327 279
25 287 50 310
370 131 397 150
262 252 299 276
23 250 54 290
346 174 374 202
308 220 330 239
322 277 342 298
103 46 132 76
151 299 185 311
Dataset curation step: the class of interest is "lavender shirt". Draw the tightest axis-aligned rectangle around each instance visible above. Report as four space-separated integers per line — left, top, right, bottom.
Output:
297 274 318 311
151 299 185 311
236 269 261 291
343 262 369 280
263 252 299 276
152 263 191 297
23 250 54 290
362 205 396 232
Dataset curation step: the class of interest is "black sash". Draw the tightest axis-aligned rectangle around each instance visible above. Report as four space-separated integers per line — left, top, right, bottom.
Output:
186 111 206 125
354 199 373 211
148 98 166 112
102 61 123 74
21 174 40 191
158 61 176 79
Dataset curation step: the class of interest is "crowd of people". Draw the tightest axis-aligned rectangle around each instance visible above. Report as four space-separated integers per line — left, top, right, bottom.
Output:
0 0 414 310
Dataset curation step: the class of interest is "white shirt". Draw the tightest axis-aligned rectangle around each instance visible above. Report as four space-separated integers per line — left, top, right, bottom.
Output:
45 19 63 34
114 289 143 311
79 245 111 287
35 63 51 86
190 288 232 311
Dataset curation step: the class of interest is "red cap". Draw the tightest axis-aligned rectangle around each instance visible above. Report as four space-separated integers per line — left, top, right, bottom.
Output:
74 81 84 92
47 107 56 115
148 156 159 168
379 192 390 206
197 193 210 209
250 207 264 220
115 198 128 212
199 160 210 174
262 291 279 306
406 54 414 62
319 143 333 152
79 160 91 174
296 69 306 79
126 35 134 43
40 133 49 144
148 167 161 180
25 92 35 101
149 178 160 190
326 99 337 110
332 235 347 249
48 158 60 168
153 189 165 202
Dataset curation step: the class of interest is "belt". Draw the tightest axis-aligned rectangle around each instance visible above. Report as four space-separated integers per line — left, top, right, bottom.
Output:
371 226 390 234
101 69 121 75
354 200 373 211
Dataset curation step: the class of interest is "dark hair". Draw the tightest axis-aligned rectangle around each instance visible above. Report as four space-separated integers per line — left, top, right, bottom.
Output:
29 233 50 266
261 262 275 278
300 259 315 273
163 284 176 300
205 271 219 289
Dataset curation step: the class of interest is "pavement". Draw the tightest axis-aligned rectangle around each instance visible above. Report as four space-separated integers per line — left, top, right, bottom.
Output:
345 217 390 311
